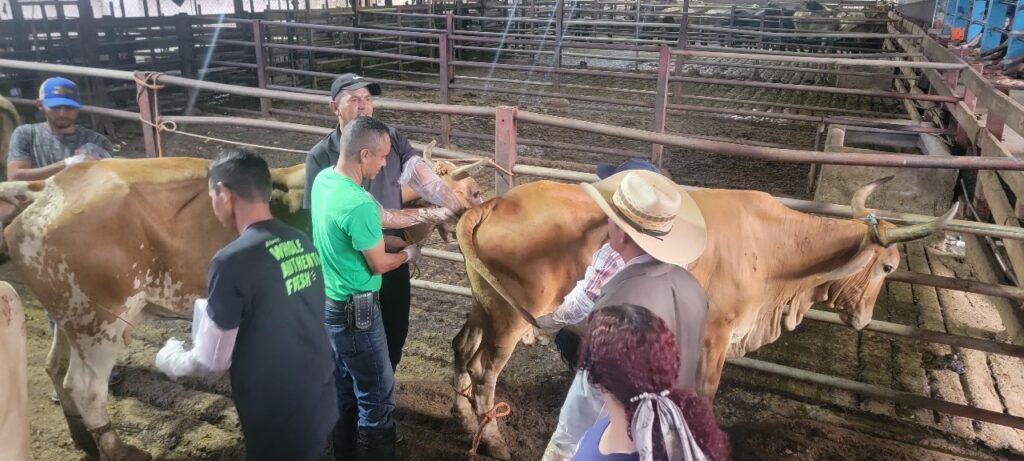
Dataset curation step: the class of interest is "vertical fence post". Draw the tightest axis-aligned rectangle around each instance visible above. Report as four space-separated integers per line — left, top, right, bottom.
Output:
651 44 670 168
986 86 1007 141
439 32 452 147
758 12 765 49
252 20 271 116
176 15 194 80
136 80 161 157
728 5 735 48
353 0 362 73
957 62 982 147
446 11 456 62
494 106 518 196
553 0 564 93
672 0 689 104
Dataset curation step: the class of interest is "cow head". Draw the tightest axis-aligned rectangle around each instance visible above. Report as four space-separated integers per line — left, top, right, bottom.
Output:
813 176 958 330
443 159 486 209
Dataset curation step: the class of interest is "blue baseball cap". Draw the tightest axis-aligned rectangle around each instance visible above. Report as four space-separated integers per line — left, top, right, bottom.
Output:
596 158 659 179
38 77 82 109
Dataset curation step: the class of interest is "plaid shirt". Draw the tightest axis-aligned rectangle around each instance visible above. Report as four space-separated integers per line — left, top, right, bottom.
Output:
550 244 625 327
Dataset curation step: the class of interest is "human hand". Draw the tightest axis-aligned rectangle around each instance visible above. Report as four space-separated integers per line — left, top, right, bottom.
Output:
401 244 421 264
155 337 187 380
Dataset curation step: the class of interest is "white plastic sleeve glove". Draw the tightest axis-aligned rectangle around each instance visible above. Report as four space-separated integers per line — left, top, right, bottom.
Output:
155 298 238 380
377 200 457 229
542 371 607 461
63 155 87 166
398 157 464 212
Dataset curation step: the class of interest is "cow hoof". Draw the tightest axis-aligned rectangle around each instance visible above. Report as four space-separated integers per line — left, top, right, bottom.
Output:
478 436 512 460
64 415 101 457
97 432 152 461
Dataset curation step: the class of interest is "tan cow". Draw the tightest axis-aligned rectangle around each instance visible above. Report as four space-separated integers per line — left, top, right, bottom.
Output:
0 282 29 461
0 156 481 461
453 178 956 459
0 95 18 181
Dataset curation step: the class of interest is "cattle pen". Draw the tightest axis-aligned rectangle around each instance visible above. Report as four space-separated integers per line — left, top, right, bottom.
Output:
5 0 1024 460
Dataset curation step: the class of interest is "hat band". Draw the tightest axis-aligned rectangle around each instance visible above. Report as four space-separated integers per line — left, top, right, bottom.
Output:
611 201 670 241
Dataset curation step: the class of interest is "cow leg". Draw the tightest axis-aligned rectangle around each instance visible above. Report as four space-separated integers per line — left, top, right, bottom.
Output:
46 324 100 457
65 335 151 461
451 313 484 437
466 323 526 461
696 316 733 399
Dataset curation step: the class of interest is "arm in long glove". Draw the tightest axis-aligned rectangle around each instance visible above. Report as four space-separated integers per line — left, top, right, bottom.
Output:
155 299 237 380
399 156 465 212
378 200 456 229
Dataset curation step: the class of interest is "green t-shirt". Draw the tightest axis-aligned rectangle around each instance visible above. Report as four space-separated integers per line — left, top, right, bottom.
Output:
310 168 383 301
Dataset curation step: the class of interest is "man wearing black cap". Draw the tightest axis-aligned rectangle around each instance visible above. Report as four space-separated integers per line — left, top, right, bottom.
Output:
303 74 465 451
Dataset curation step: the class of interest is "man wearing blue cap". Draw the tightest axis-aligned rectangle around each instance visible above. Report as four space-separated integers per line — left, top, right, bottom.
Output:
7 77 112 181
8 77 118 399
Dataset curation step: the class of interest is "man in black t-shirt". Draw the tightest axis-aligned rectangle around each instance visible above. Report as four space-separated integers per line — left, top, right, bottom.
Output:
155 149 338 461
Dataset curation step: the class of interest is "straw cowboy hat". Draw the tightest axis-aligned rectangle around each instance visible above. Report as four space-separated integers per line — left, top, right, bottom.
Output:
582 170 706 266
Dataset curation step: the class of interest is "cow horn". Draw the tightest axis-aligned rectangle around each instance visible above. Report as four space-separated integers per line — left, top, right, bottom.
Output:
423 140 437 162
450 159 487 180
850 176 894 219
878 202 960 247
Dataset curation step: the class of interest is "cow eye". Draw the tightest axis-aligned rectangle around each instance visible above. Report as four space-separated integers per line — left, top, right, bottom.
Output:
883 264 895 273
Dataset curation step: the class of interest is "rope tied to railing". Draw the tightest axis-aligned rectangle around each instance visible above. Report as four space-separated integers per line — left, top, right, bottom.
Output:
134 71 167 157
156 120 309 154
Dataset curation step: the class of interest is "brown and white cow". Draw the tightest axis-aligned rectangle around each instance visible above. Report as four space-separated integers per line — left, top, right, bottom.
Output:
452 178 956 459
0 282 29 461
0 155 481 461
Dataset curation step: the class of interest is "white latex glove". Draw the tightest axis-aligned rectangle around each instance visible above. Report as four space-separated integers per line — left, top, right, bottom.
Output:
401 245 422 264
155 338 192 381
63 154 96 167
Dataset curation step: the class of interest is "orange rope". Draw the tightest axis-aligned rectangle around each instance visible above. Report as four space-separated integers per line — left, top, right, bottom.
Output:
469 402 512 457
457 383 473 401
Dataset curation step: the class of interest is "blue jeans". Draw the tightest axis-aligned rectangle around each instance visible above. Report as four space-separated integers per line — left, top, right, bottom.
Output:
324 298 396 429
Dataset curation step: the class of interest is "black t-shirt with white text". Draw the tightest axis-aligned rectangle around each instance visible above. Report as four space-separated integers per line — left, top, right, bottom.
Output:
206 219 337 455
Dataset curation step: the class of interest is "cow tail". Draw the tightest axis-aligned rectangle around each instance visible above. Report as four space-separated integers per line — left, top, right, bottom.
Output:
456 201 541 328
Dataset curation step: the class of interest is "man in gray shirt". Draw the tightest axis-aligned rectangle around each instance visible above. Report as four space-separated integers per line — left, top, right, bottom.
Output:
7 77 112 181
6 77 120 397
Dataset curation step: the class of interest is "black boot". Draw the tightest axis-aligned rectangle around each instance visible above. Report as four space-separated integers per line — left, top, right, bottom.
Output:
332 409 358 461
356 426 396 461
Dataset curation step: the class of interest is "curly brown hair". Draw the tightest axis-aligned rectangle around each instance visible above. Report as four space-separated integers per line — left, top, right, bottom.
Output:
578 304 730 461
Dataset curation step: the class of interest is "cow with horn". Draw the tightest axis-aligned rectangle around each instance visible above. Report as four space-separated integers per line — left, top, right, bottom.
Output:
452 175 957 459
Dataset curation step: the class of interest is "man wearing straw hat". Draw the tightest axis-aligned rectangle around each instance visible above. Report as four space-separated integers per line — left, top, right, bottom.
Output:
542 168 710 461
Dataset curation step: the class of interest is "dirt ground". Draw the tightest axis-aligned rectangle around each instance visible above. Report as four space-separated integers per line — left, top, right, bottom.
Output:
11 58 1024 461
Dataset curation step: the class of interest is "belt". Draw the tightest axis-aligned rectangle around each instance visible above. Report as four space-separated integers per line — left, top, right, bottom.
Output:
327 292 379 307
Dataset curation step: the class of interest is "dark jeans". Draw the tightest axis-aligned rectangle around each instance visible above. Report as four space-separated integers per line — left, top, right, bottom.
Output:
380 264 411 371
325 298 396 429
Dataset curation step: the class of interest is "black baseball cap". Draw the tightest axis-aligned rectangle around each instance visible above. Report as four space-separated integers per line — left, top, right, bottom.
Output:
330 73 381 99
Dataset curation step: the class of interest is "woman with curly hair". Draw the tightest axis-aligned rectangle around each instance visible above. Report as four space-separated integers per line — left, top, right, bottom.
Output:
572 304 729 461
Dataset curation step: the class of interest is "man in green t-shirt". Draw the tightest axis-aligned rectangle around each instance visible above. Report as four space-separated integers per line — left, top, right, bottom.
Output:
310 116 418 461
